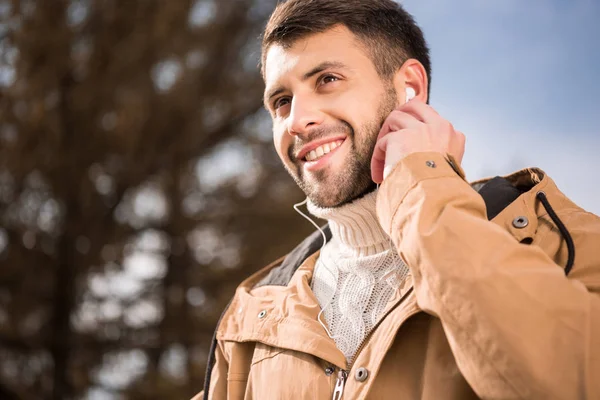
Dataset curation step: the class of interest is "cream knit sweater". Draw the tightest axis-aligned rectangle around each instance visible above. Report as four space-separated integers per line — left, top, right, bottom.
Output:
307 191 410 362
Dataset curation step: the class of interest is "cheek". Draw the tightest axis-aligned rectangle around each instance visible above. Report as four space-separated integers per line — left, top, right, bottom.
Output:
328 104 372 137
273 128 290 162
333 87 376 116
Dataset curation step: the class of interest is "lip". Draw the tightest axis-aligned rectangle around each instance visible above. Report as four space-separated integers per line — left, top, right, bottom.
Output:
302 138 346 172
295 135 347 161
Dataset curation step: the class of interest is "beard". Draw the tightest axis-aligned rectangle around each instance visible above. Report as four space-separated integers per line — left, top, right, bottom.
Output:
284 86 398 208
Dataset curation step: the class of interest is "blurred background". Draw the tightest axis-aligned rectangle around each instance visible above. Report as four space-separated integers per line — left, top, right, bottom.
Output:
0 0 598 399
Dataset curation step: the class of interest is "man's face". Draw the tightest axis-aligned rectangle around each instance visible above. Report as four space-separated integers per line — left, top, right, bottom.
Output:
263 25 398 208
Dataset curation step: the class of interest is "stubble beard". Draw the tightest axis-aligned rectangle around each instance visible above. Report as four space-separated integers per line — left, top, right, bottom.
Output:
286 87 398 208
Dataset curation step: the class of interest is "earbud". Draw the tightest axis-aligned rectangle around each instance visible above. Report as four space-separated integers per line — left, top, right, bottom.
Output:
405 87 416 104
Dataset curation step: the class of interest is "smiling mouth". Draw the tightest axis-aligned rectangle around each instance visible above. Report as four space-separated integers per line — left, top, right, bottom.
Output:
303 139 345 162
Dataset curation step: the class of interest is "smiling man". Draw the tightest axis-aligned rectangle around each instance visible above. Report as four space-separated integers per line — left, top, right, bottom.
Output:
265 40 401 208
194 1 600 399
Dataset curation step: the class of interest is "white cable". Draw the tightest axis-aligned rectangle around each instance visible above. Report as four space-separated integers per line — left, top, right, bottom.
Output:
293 198 327 252
289 88 415 344
293 198 334 338
292 197 405 342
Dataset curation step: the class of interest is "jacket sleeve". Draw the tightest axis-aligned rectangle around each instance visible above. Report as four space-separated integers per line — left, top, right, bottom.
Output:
376 152 600 400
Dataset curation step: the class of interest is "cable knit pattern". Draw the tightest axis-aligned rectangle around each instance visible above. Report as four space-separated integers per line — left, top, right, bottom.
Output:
308 192 410 362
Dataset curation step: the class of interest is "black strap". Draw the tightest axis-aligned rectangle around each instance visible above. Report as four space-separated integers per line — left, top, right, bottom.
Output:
536 191 575 275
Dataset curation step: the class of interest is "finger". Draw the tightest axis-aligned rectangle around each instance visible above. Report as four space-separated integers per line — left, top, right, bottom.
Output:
397 99 441 124
376 109 423 143
370 135 390 184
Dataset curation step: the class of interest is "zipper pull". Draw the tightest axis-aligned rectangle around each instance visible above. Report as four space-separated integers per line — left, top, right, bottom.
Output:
332 369 347 400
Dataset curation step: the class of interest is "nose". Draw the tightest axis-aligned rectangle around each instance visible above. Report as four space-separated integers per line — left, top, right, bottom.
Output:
286 95 324 136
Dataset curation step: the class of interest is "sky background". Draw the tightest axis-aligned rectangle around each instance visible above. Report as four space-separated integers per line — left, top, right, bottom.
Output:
399 0 600 214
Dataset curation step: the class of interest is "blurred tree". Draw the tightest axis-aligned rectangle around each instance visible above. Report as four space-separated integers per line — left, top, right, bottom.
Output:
0 0 314 398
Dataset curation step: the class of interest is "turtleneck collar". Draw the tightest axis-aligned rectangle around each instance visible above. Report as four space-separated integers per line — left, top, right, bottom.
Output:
307 190 392 257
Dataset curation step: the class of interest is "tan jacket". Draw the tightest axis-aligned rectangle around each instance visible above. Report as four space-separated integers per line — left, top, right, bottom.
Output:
194 152 600 400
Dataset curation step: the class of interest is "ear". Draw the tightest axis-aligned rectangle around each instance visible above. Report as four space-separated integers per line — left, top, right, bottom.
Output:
392 59 429 105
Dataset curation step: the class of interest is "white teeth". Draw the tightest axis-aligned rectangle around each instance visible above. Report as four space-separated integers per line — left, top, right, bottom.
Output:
304 140 344 162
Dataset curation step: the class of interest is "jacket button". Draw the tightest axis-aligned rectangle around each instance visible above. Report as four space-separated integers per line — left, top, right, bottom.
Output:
512 216 529 229
355 367 369 382
258 310 267 319
425 160 436 168
325 367 334 376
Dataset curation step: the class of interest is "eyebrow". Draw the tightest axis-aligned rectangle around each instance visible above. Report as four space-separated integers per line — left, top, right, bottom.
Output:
263 61 348 108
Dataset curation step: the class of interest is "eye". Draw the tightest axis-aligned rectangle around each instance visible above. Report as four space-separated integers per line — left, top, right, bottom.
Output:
273 96 291 110
319 74 340 86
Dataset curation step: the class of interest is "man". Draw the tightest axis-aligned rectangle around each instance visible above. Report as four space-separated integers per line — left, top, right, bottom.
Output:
194 1 600 399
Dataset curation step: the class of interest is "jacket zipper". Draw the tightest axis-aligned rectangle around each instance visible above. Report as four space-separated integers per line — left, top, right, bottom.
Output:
331 287 418 400
332 369 347 400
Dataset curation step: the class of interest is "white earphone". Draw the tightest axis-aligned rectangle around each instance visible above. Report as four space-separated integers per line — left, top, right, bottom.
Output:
405 87 416 103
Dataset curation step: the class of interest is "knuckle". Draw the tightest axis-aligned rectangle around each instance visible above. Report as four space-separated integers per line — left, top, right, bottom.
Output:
389 109 403 120
434 119 452 132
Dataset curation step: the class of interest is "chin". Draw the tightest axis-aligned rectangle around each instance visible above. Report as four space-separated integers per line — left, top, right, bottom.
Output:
307 180 377 209
336 181 378 207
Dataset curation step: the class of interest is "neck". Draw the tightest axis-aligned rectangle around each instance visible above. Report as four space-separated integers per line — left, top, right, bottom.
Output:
307 191 391 257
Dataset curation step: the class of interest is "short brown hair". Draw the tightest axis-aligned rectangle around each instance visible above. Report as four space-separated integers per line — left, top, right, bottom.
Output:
261 0 432 97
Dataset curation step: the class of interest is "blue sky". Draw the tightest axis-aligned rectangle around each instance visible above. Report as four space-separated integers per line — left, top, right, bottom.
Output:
401 0 600 214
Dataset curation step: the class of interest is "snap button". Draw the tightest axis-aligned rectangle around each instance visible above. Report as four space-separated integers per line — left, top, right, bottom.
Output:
325 366 335 376
512 216 529 229
258 310 267 319
425 160 436 168
355 367 369 382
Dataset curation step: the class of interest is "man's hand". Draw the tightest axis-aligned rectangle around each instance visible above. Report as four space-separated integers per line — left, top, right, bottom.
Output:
370 99 466 184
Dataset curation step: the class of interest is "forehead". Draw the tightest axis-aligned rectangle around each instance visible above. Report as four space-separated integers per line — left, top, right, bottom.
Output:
263 26 373 94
